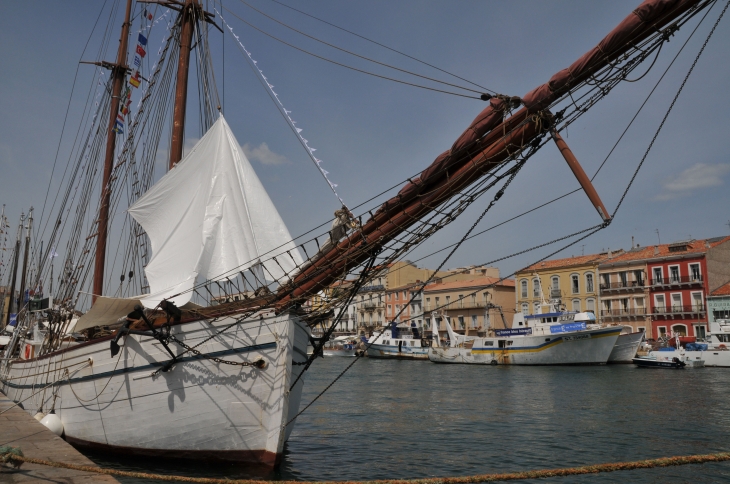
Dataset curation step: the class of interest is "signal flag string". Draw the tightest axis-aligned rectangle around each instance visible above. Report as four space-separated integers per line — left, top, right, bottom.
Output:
216 8 346 208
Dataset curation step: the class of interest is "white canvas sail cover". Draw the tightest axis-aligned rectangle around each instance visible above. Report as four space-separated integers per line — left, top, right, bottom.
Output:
128 115 303 308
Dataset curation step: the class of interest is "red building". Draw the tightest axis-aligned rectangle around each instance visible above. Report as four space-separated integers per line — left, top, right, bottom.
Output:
600 236 730 340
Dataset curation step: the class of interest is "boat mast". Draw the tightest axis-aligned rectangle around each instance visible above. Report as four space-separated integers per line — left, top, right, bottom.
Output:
4 214 22 327
17 209 33 317
92 0 134 303
169 0 199 169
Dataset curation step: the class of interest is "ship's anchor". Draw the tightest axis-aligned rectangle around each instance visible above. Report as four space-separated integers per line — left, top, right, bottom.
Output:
110 304 179 372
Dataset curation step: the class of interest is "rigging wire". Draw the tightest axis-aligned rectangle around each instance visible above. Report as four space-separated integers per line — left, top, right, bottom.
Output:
218 6 483 99
285 1 729 422
231 0 490 96
264 0 495 94
217 9 345 205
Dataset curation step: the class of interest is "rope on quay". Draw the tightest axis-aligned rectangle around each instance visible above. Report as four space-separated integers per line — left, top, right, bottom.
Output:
1 447 729 483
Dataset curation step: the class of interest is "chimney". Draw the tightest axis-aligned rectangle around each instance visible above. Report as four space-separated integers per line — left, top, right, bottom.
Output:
654 245 659 256
631 236 635 249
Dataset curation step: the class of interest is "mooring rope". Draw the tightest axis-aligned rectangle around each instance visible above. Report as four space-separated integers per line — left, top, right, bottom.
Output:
1 447 728 483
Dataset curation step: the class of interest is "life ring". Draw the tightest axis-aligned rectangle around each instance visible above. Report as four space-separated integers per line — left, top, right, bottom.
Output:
719 344 727 350
490 360 498 366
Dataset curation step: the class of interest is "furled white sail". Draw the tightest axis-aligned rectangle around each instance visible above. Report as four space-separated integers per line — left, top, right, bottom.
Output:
128 115 303 308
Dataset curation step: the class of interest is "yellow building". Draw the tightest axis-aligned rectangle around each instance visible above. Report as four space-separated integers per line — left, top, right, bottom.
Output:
515 251 622 318
424 276 515 336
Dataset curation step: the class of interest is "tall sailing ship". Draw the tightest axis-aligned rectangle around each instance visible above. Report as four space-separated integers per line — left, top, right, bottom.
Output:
0 0 721 467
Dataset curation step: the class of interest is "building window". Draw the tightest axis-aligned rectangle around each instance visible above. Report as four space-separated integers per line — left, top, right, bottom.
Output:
572 299 581 312
653 267 663 284
619 271 628 287
571 274 579 294
635 297 644 314
658 326 667 337
689 263 701 281
671 294 682 312
445 296 451 308
551 276 559 290
425 297 430 310
654 294 666 313
521 303 529 315
602 273 610 288
694 324 707 340
471 294 476 307
470 315 478 328
634 270 644 286
621 298 629 312
521 279 528 298
458 295 464 308
387 304 392 315
585 273 594 293
691 292 703 311
458 316 465 329
533 278 541 297
586 298 595 313
671 324 687 336
533 302 541 314
435 297 440 308
669 265 680 283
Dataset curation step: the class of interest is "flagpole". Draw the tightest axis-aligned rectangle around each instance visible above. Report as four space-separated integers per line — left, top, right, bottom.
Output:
92 0 133 304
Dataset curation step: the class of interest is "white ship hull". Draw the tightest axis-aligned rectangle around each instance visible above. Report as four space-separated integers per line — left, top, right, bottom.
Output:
428 326 621 365
366 342 429 360
608 331 644 363
648 349 730 367
1 310 309 467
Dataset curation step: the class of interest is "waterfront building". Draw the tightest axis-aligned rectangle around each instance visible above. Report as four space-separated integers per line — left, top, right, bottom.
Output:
597 236 730 339
385 282 424 328
515 251 619 319
424 275 515 337
708 282 730 324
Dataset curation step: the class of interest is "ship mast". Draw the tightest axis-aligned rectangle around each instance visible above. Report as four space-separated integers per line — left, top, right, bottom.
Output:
169 0 199 169
91 0 133 303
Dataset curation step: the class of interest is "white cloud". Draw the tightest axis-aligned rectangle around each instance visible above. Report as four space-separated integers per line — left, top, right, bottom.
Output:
241 142 288 166
655 162 730 201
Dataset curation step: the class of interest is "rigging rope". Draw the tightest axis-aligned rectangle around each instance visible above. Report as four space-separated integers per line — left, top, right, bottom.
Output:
264 0 496 94
1 447 728 483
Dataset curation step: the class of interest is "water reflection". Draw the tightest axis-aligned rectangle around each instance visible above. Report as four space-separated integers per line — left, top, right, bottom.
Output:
89 359 730 483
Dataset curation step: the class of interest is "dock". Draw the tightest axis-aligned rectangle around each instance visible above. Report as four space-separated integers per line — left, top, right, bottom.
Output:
0 390 118 483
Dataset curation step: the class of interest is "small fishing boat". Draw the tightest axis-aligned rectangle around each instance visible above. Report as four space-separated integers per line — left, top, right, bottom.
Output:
632 355 686 368
323 335 360 357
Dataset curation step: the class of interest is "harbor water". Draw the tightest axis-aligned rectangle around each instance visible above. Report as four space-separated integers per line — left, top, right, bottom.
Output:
90 358 730 483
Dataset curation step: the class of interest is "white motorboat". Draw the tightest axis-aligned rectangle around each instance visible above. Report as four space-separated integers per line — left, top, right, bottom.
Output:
323 335 360 357
647 321 730 367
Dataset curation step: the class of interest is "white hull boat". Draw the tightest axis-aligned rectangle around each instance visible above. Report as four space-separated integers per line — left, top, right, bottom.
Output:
366 323 430 360
608 328 645 363
428 325 621 365
2 311 309 466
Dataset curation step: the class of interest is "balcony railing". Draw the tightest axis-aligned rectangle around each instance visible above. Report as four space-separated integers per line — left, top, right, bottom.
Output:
650 275 703 286
600 308 646 317
653 304 705 315
361 302 383 310
599 281 645 291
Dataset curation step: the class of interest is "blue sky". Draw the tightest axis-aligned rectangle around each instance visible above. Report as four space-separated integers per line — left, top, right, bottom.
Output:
0 0 729 286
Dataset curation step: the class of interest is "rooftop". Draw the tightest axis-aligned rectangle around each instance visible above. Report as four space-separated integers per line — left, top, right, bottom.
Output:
598 235 730 266
711 281 730 297
425 276 514 292
521 252 616 272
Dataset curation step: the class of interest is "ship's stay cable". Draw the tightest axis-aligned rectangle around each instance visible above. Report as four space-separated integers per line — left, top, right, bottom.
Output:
613 0 728 217
265 0 496 94
590 0 718 182
35 0 114 256
286 6 727 421
218 6 483 99
231 0 491 96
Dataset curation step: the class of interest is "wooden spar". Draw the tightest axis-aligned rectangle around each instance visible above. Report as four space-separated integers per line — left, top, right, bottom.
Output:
551 130 611 222
274 0 705 309
4 216 22 327
277 114 548 308
17 209 33 316
92 0 133 303
169 0 198 170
